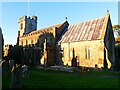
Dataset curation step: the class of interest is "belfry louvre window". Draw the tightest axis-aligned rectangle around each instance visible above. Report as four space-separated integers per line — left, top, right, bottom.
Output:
85 47 90 59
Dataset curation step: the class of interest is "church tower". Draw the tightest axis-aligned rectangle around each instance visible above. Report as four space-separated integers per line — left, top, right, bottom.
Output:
18 15 37 37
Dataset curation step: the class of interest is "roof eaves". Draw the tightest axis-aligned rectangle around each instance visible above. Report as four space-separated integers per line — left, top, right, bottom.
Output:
100 13 110 41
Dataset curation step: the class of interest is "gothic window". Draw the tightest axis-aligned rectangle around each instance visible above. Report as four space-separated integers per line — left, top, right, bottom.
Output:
85 47 90 59
20 23 23 30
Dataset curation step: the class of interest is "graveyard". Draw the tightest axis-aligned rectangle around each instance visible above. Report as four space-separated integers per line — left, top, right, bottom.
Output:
2 67 120 88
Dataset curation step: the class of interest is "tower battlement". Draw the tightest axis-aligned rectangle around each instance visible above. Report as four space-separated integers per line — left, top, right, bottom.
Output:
18 15 38 37
32 16 37 21
19 15 37 22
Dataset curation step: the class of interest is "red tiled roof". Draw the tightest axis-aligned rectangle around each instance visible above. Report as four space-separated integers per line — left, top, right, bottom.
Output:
59 17 105 43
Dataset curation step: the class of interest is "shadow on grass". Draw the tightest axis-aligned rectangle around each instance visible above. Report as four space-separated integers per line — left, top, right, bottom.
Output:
2 67 120 89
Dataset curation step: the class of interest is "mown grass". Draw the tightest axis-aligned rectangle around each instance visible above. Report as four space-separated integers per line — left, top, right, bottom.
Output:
2 67 120 89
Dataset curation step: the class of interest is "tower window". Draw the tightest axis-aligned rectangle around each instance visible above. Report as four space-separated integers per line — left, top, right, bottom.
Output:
20 23 23 30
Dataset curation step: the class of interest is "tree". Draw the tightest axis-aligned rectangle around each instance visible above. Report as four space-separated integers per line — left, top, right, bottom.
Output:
113 25 120 31
114 44 120 71
9 45 24 88
8 45 24 65
113 25 120 71
113 25 120 36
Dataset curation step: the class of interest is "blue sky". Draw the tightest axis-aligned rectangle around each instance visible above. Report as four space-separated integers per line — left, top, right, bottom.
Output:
1 2 118 45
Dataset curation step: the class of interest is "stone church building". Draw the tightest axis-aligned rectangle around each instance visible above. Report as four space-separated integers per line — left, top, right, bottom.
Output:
17 11 115 69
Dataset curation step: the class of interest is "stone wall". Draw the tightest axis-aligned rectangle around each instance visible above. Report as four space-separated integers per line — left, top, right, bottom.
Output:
18 21 69 66
104 17 115 70
60 40 106 68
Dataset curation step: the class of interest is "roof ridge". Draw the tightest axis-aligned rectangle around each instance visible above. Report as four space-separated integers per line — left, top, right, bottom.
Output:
70 16 105 26
21 22 65 37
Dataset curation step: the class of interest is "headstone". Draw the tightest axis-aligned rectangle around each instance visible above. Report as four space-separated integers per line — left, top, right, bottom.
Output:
10 64 22 88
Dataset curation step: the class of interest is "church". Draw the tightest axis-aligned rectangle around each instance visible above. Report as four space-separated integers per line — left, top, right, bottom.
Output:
17 11 115 70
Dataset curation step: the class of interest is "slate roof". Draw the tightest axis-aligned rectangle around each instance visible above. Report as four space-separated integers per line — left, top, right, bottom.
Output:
20 23 63 38
59 17 106 43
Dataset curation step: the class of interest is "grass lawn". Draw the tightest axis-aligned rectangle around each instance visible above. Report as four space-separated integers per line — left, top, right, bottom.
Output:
2 67 120 89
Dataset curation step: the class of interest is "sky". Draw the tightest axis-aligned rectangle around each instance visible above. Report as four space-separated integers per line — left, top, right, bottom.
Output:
119 1 120 24
0 2 118 45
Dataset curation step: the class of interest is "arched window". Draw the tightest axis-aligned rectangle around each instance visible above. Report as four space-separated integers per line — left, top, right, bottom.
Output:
20 23 23 30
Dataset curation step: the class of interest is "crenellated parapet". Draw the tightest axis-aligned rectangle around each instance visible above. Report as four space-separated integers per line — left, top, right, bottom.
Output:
18 15 38 37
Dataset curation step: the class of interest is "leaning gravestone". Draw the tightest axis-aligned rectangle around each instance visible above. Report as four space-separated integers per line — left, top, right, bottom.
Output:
10 64 22 88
